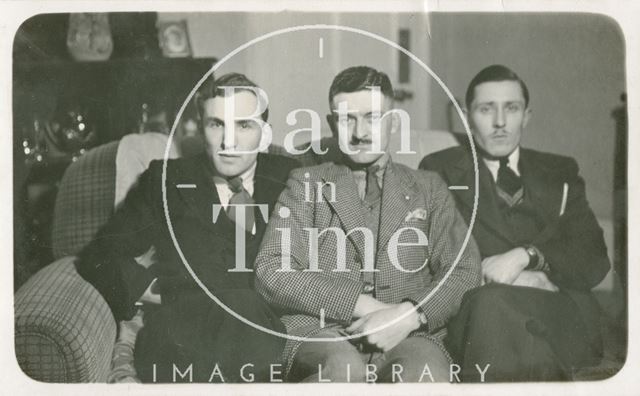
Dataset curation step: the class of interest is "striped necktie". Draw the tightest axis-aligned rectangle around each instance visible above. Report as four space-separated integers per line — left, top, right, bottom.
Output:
496 157 523 206
227 176 255 233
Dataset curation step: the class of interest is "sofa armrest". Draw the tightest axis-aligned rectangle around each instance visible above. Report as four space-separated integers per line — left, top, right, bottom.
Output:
15 257 117 382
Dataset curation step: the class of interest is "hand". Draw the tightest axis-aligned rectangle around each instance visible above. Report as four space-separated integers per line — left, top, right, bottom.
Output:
481 248 529 285
513 270 559 292
352 293 390 318
346 302 420 352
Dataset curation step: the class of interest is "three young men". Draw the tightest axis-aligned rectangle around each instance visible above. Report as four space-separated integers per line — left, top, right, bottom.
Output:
78 63 609 383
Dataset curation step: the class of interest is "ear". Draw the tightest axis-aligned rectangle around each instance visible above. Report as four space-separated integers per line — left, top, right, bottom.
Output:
462 107 474 133
522 107 532 128
258 122 274 152
326 114 338 137
390 110 400 134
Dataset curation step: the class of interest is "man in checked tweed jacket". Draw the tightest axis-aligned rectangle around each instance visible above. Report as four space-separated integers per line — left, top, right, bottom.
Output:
255 66 481 382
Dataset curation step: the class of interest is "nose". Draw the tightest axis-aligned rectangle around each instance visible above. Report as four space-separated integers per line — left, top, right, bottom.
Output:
353 119 369 140
221 126 236 150
493 108 506 129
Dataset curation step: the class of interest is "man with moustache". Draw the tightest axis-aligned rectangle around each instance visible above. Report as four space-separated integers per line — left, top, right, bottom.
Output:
420 64 610 381
255 66 481 383
75 73 298 382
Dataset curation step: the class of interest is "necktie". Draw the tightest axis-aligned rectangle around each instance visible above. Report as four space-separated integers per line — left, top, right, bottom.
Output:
497 157 522 196
364 165 382 204
227 176 255 233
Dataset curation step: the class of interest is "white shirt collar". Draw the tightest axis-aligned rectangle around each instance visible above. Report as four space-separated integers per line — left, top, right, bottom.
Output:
212 161 257 197
212 161 258 235
482 146 521 182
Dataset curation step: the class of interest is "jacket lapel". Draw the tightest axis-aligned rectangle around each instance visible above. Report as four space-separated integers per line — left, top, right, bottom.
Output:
448 153 517 245
174 153 284 238
377 163 420 254
321 164 369 262
252 154 286 234
519 149 565 242
172 153 226 234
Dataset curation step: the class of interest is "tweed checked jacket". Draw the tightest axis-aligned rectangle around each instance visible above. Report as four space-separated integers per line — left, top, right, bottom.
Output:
254 160 482 364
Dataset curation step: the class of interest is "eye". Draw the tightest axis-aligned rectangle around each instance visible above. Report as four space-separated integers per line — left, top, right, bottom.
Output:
506 103 522 112
337 116 355 126
238 120 253 129
206 119 223 129
477 105 492 114
363 114 377 124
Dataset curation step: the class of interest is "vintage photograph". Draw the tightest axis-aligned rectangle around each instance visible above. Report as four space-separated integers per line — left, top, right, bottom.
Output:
11 8 627 389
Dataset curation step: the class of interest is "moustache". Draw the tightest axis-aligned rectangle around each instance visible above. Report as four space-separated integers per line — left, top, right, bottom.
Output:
349 137 373 145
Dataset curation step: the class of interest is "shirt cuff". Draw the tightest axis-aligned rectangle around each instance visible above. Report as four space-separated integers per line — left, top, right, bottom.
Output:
135 278 160 306
401 298 430 332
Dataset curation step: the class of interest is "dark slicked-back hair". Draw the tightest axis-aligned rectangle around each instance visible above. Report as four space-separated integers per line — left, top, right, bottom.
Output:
195 72 268 122
465 64 530 109
328 66 394 107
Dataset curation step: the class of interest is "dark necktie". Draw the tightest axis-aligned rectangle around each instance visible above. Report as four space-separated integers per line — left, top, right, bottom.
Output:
364 165 382 204
497 157 522 196
227 176 255 233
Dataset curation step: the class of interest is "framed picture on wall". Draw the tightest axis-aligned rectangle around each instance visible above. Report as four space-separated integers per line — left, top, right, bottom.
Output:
157 20 191 57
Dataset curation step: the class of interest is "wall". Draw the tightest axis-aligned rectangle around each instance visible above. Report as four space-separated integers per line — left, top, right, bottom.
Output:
158 12 431 151
159 12 625 219
427 13 626 220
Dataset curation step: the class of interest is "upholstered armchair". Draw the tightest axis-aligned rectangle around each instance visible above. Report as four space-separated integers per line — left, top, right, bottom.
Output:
14 133 179 382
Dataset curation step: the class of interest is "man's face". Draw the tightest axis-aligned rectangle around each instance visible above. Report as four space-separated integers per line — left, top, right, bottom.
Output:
467 80 531 158
330 90 396 165
202 91 263 177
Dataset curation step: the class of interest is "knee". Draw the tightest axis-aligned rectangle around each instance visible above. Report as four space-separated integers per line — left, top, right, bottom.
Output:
463 284 513 311
291 341 366 382
322 346 366 381
389 338 450 383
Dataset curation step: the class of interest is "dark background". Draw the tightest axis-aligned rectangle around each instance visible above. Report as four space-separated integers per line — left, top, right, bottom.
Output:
13 13 215 288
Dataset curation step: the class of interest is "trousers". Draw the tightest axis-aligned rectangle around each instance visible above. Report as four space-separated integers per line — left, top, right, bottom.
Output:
288 327 451 383
446 283 601 382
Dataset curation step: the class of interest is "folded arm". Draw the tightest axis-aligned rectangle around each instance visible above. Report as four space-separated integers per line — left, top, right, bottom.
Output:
75 162 162 321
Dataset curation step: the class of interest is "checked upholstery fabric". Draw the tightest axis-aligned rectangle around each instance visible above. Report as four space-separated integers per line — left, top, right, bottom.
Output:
16 141 121 382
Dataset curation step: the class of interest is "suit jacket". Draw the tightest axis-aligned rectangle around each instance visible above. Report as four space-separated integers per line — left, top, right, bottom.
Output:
419 146 610 291
75 152 299 322
254 160 482 364
420 145 610 355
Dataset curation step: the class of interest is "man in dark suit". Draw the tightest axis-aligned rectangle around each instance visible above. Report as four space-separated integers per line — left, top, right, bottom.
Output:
75 73 299 382
420 64 610 381
255 66 481 383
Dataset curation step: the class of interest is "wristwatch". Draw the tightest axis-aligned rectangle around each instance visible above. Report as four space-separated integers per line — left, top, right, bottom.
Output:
524 245 539 270
403 299 428 327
